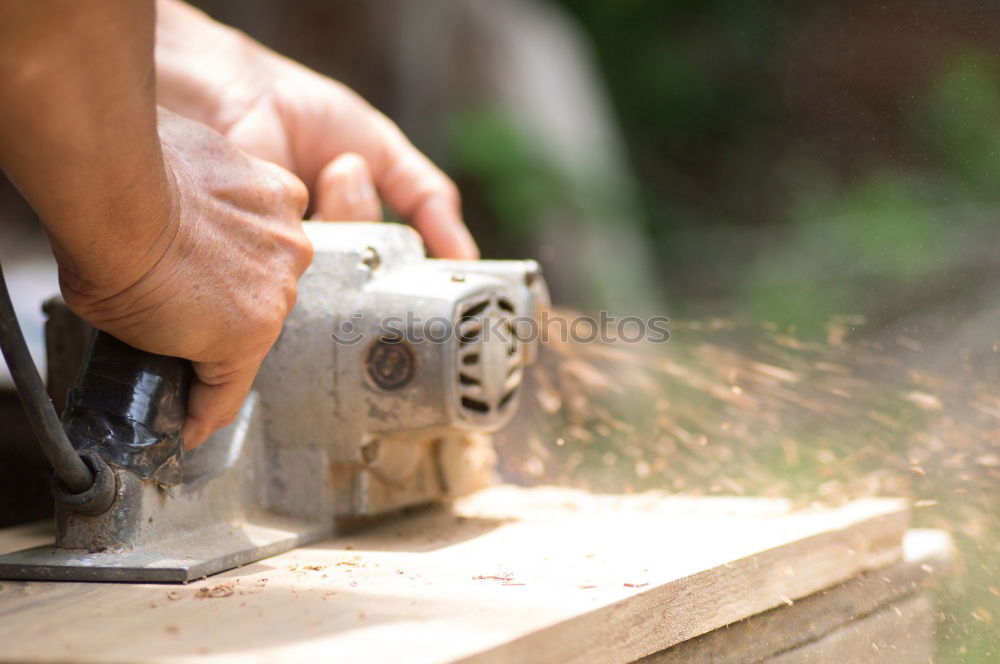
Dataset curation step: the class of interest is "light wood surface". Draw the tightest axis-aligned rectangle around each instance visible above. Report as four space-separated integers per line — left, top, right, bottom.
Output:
0 486 910 664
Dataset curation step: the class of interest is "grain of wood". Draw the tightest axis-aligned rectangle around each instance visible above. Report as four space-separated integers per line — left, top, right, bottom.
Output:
0 486 910 664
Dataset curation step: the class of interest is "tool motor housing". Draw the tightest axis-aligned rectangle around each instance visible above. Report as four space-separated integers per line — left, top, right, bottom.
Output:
255 222 548 520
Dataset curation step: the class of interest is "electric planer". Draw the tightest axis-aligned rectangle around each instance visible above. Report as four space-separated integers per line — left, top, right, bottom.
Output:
0 221 548 582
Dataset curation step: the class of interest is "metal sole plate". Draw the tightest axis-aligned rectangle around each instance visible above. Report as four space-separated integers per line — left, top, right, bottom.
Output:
0 516 330 583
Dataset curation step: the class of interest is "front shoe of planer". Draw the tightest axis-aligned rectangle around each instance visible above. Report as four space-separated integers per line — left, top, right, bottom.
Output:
0 222 548 582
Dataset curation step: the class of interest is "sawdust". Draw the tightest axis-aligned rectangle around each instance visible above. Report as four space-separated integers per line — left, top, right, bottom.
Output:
196 583 236 599
500 309 998 511
472 574 513 581
472 571 524 586
497 308 999 654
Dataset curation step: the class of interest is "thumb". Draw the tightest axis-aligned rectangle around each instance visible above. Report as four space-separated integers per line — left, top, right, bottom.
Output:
181 359 261 449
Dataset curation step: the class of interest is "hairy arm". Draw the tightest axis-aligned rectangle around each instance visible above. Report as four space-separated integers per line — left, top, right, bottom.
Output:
0 0 173 296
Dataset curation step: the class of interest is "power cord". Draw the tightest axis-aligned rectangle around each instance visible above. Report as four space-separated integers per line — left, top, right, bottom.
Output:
0 260 115 515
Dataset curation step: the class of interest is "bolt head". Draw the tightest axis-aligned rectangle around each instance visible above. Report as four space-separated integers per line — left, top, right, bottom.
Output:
365 336 416 390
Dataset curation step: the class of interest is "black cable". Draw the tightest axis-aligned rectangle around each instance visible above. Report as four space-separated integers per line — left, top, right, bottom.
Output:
0 260 93 494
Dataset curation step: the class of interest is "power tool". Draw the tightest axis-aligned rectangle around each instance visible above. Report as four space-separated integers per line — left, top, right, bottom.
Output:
0 221 548 582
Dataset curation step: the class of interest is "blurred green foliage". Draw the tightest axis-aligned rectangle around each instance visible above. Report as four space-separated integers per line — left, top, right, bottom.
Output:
449 2 998 332
448 111 561 246
919 50 1000 197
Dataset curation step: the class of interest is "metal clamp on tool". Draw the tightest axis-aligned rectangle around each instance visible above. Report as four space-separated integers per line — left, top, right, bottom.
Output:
0 221 548 583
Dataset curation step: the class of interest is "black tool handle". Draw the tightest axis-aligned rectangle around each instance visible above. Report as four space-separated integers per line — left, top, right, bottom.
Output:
62 331 193 486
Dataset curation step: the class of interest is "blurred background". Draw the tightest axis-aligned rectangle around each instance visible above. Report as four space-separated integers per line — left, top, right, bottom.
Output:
177 0 1000 331
0 0 996 660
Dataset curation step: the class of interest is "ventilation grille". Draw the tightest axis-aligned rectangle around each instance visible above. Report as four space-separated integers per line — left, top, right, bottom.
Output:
455 294 522 420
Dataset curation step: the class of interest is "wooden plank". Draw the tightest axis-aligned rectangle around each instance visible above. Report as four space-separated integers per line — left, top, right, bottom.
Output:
0 486 909 664
641 529 952 663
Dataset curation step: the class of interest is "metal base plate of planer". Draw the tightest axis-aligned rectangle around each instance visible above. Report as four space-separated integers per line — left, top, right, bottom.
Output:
0 517 329 583
0 393 331 583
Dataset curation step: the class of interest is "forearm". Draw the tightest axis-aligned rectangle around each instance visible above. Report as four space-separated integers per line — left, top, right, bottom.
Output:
0 0 172 294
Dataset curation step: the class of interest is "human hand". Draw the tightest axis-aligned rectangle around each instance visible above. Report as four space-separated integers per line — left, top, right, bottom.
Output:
155 0 478 259
60 109 312 449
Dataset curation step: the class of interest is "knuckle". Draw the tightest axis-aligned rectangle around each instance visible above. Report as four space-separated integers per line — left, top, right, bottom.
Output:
284 277 299 312
230 299 283 348
256 169 286 198
212 409 240 431
439 178 461 206
272 225 313 272
292 229 314 267
439 175 462 208
258 163 308 216
286 176 309 215
335 151 367 174
250 306 286 337
194 362 245 387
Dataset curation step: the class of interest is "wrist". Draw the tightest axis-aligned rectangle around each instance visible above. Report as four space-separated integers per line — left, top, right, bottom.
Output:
55 131 180 304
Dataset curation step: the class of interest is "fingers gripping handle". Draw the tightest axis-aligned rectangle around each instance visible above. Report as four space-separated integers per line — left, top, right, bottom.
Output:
62 331 194 487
